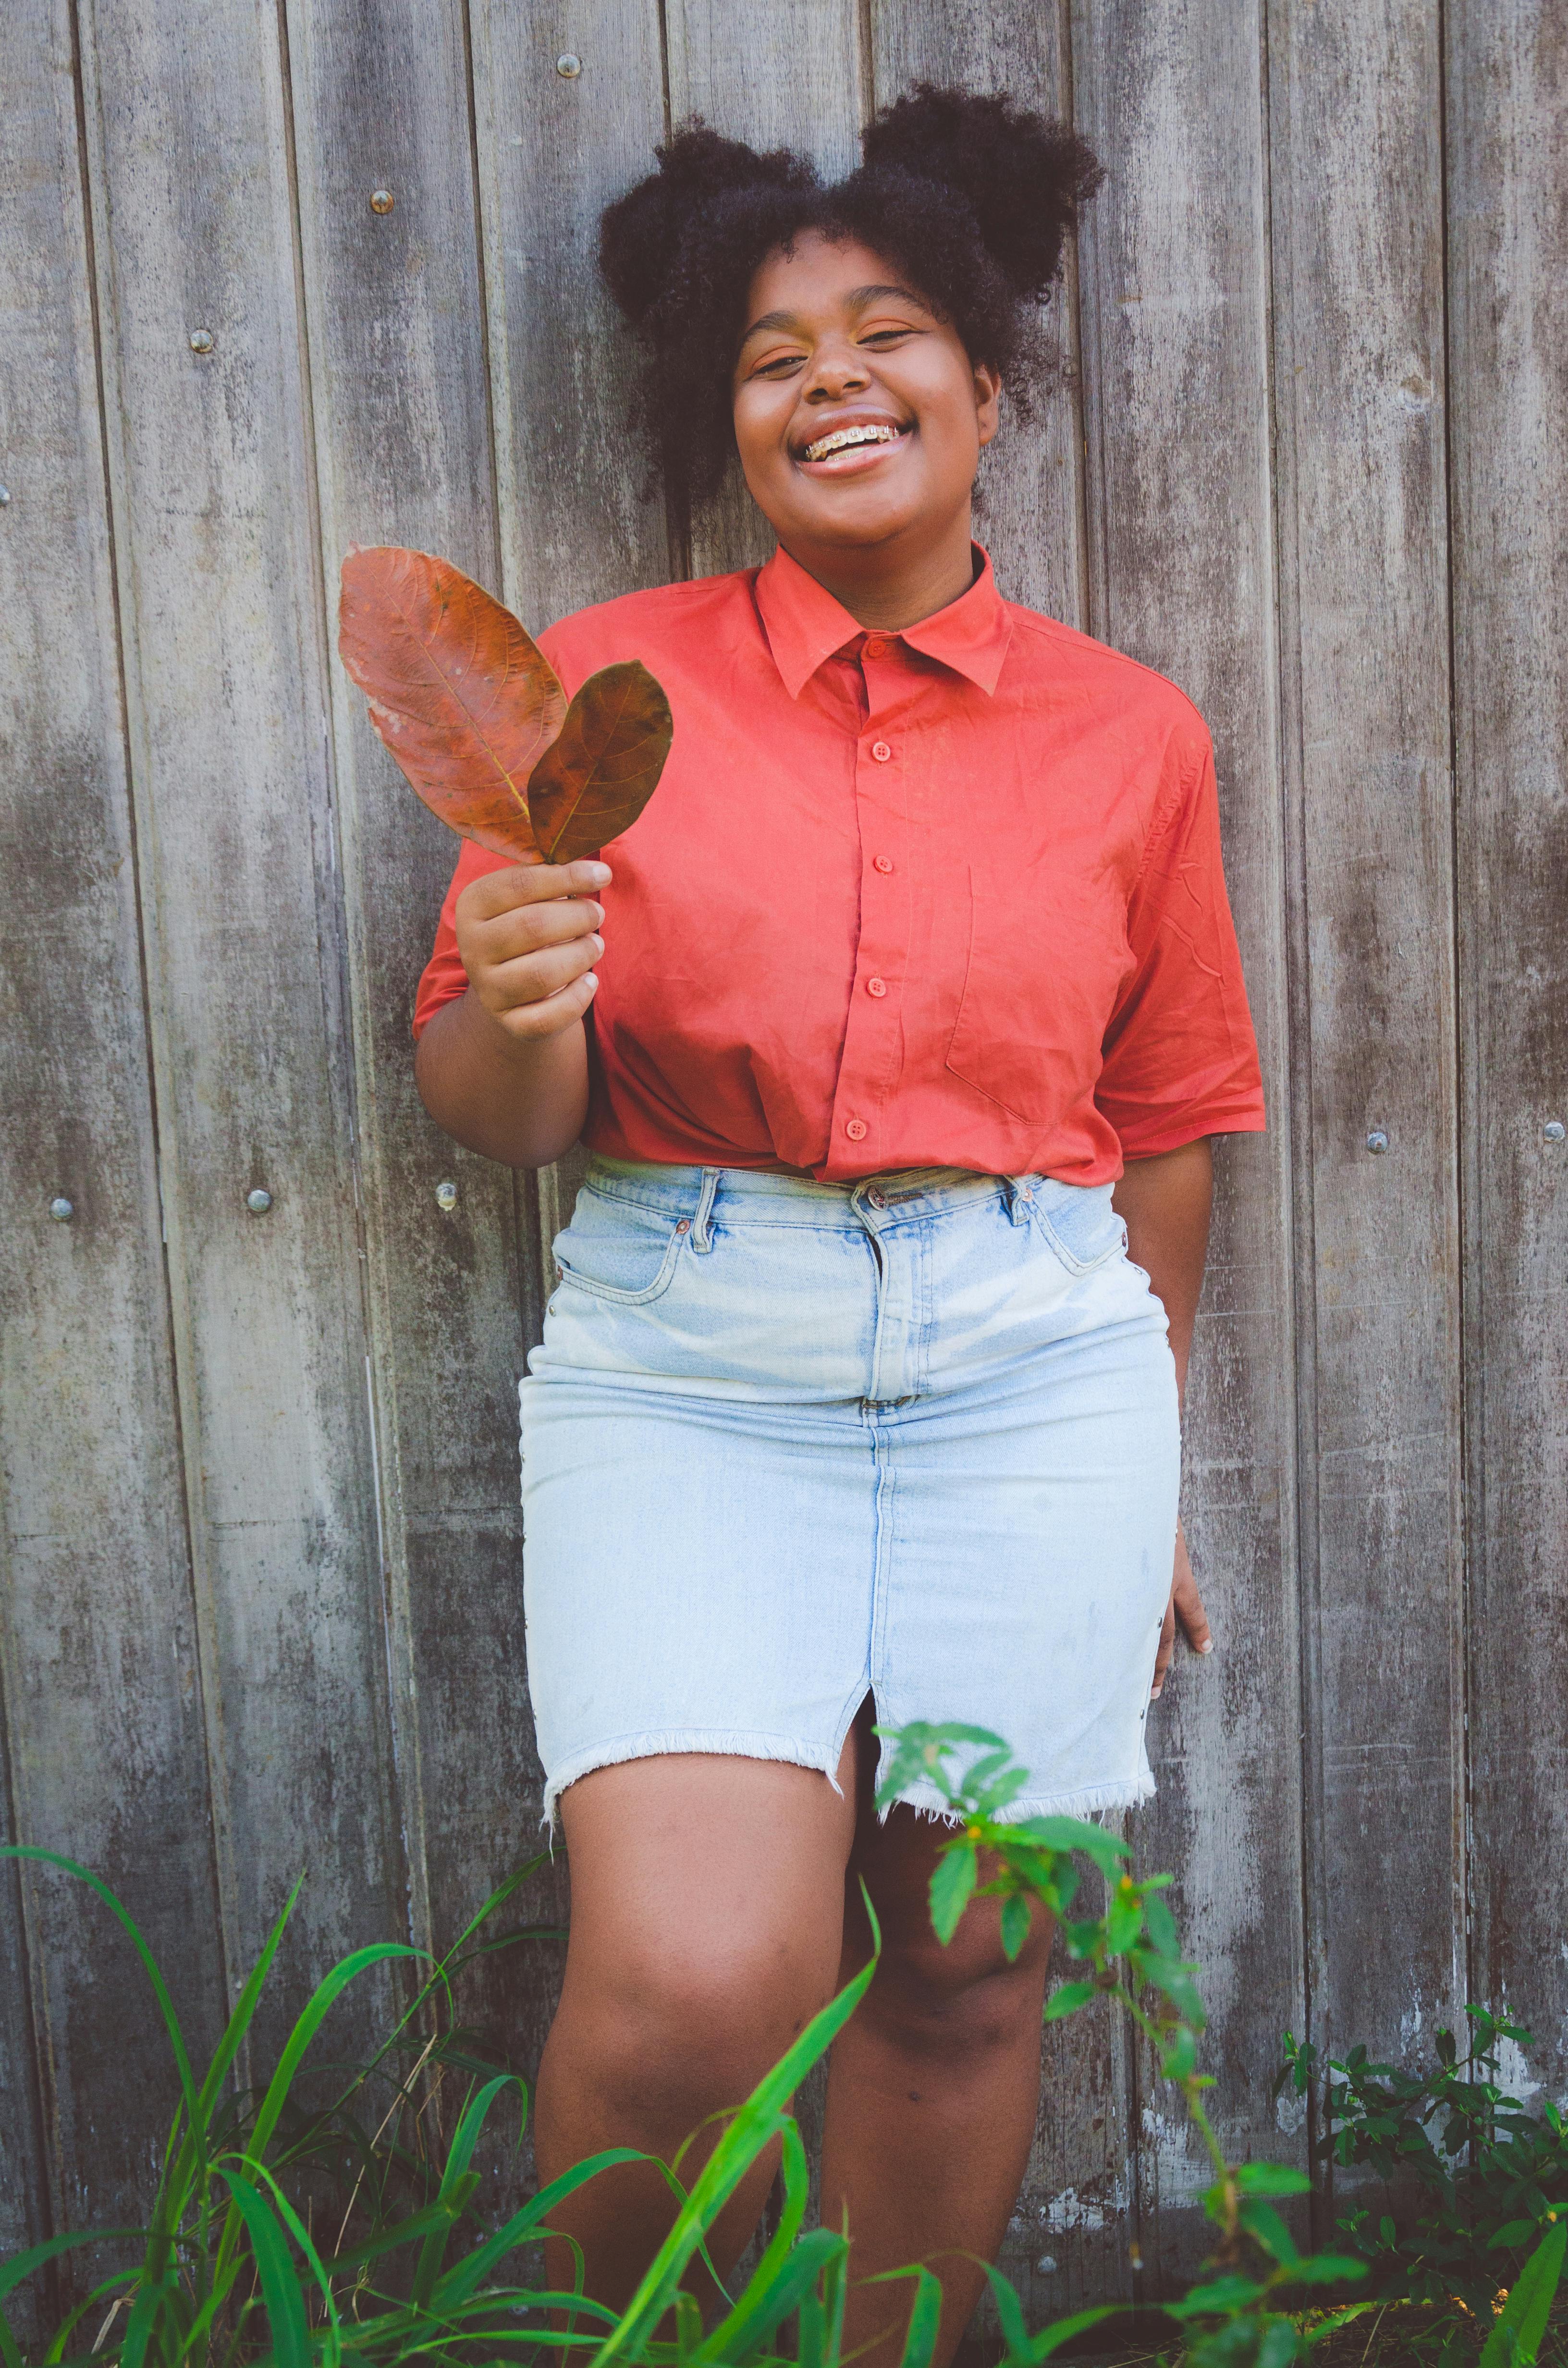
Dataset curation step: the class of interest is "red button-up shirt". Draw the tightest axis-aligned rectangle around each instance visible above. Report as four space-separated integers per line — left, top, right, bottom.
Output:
414 545 1264 1184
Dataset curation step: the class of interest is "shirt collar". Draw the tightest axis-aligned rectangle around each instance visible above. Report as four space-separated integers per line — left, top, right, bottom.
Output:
754 542 1014 699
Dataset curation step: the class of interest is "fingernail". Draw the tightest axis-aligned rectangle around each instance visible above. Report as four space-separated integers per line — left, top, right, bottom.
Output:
1150 1685 1163 1699
1198 1640 1215 1654
590 934 605 954
583 971 598 989
587 863 612 885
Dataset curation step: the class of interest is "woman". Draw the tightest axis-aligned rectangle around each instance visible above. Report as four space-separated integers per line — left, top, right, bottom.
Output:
414 87 1264 2368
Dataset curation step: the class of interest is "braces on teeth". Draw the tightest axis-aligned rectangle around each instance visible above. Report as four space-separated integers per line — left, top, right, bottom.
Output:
804 424 902 461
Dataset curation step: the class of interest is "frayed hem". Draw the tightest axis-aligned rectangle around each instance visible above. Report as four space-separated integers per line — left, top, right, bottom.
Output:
540 1727 845 1834
882 1769 1158 1830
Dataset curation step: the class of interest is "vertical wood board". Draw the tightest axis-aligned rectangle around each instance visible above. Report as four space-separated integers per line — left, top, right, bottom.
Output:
284 0 566 2111
1446 0 1568 2086
1266 0 1464 2089
666 0 866 577
0 0 227 2250
1073 0 1302 2282
74 0 405 2054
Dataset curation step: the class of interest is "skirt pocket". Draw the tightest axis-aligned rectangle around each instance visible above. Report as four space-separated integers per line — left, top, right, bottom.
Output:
553 1184 688 1306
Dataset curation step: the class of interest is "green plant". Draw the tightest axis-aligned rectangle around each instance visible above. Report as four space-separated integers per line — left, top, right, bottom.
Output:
877 1723 1377 2368
1276 2008 1568 2349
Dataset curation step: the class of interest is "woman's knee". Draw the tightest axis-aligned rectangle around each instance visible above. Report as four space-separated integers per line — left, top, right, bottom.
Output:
864 1901 1054 2058
566 1924 834 2111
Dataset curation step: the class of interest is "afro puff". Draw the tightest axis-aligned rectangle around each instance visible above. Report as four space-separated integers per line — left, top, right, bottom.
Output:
599 86 1102 515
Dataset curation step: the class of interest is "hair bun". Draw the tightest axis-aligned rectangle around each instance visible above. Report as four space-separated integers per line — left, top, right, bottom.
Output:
860 84 1102 301
600 123 818 331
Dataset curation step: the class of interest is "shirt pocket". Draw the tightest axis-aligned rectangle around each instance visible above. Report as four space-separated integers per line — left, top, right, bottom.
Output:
944 858 1129 1127
552 1186 686 1306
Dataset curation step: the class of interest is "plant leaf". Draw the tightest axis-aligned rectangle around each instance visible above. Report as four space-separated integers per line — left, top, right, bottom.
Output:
1043 1980 1097 2023
338 546 565 862
1479 2220 1566 2368
930 1843 979 1944
527 661 674 863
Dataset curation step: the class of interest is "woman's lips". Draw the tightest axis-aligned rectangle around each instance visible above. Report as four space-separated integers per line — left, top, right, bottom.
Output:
796 427 910 476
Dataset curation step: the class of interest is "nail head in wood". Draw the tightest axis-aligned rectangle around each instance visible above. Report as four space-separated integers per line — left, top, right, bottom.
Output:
1366 1129 1389 1154
435 1180 458 1211
49 1197 74 1223
246 1187 273 1214
370 188 394 214
1545 1120 1565 1144
556 52 582 76
188 328 214 354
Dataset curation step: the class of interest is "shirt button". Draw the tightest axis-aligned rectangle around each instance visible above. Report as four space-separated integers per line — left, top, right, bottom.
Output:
845 1117 869 1142
864 636 889 659
867 976 887 998
870 739 892 763
872 853 894 874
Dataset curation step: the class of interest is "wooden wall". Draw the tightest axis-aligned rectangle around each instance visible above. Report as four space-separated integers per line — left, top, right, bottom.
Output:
2 0 1564 2331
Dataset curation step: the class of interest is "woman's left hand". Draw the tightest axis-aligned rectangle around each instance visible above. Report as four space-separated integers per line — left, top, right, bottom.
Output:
1152 1517 1213 1698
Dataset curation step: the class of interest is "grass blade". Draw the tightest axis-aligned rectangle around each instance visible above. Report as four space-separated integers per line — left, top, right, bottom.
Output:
690 2118 811 2364
412 2073 524 2307
1480 2220 1567 2368
219 2171 310 2368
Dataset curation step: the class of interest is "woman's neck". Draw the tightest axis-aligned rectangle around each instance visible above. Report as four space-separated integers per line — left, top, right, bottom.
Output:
775 509 979 631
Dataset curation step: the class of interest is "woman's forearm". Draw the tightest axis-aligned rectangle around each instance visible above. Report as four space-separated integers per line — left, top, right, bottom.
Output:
414 987 590 1169
1110 1137 1214 1397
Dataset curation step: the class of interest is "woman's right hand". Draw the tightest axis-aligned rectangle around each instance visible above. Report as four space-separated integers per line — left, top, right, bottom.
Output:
454 858 612 1041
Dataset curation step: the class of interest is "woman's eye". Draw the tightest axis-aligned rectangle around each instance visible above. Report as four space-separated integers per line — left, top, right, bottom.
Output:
862 328 915 345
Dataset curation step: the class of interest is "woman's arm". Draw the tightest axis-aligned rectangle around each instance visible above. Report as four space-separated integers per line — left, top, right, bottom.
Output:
414 857 610 1169
1111 1136 1215 1695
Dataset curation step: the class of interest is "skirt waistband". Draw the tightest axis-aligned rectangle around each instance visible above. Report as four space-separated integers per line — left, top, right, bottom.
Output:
581 1155 1113 1237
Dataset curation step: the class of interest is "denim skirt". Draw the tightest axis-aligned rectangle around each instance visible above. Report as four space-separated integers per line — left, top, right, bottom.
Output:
519 1157 1180 1827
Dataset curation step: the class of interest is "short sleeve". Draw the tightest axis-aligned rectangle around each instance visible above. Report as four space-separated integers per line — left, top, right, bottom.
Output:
411 839 517 1039
1095 733 1266 1158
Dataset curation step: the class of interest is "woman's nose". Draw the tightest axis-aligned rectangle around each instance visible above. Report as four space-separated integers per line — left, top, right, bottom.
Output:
805 338 870 399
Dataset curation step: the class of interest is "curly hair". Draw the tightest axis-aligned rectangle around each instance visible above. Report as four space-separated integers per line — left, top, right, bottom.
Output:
599 86 1103 515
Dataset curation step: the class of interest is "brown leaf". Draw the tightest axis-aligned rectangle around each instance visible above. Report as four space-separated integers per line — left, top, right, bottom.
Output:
337 546 567 862
527 661 674 864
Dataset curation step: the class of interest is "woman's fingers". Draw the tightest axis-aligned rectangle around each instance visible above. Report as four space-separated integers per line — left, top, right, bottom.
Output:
1152 1520 1214 1700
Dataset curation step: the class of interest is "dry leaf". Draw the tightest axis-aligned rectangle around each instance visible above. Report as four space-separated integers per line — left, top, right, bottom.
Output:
338 546 566 861
527 662 675 864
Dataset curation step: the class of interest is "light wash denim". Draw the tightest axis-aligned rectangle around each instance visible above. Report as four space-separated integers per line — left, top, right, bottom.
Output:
520 1158 1180 1828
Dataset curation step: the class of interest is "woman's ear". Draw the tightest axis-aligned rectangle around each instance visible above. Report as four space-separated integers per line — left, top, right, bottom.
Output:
974 363 1002 449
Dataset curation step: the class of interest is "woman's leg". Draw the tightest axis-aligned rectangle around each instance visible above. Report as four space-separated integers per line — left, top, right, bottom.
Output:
820 1704 1055 2368
533 1740 859 2313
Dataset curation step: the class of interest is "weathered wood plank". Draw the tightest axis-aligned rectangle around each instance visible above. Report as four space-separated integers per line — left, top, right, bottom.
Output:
0 0 226 2259
1446 0 1568 2087
1266 0 1463 2111
665 0 865 577
74 0 406 2054
869 2 1085 631
1073 0 1302 2291
865 0 1120 2321
282 0 565 2091
471 0 671 630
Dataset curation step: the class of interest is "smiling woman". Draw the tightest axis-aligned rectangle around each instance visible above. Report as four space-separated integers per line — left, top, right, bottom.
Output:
410 80 1263 2368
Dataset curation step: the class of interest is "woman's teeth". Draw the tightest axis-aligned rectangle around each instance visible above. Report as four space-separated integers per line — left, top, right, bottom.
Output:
803 423 902 462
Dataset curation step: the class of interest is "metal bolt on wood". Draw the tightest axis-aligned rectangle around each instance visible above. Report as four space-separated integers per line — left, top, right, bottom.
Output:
435 1180 458 1211
1366 1129 1389 1154
0 482 10 505
49 1197 74 1222
369 188 394 214
556 53 581 75
188 328 213 354
246 1187 272 1214
1546 1121 1566 1144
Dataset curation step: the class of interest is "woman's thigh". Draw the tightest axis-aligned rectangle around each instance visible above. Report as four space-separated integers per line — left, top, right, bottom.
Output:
554 1737 861 2039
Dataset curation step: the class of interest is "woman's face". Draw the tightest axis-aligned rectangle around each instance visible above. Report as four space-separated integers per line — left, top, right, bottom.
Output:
731 233 1000 557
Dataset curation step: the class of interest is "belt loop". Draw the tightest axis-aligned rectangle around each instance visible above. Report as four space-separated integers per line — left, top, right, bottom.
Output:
1005 1173 1037 1226
690 1166 720 1252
